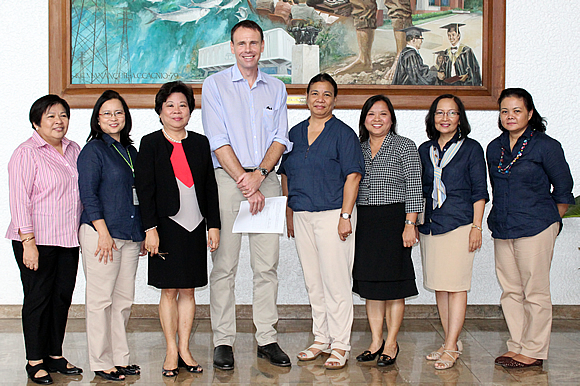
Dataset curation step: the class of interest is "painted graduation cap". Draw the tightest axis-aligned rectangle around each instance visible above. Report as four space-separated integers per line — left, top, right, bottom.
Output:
440 23 465 32
399 26 430 39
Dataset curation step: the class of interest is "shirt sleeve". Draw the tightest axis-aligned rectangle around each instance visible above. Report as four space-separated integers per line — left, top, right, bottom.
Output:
7 146 36 235
338 128 365 178
543 138 575 205
77 143 105 222
401 139 424 213
201 76 231 152
271 85 293 153
468 141 489 204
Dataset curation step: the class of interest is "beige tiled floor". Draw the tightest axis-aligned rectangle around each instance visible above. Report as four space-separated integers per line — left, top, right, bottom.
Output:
2 317 580 385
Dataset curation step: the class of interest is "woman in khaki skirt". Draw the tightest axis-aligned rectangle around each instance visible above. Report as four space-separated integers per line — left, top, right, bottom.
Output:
417 95 488 369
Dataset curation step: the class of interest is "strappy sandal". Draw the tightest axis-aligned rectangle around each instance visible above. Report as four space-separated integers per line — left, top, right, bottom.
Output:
427 340 462 361
434 348 462 370
324 350 349 370
297 342 331 361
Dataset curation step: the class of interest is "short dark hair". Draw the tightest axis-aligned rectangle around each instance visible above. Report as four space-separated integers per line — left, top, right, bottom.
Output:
359 95 397 142
425 94 471 140
29 94 70 130
306 73 338 96
155 81 195 124
497 88 546 133
88 90 133 146
231 20 264 42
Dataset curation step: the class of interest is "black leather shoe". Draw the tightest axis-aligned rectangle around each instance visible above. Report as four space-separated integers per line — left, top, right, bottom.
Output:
26 363 53 385
115 364 141 375
46 357 83 375
356 340 385 362
213 345 234 370
377 342 399 367
257 342 291 367
95 370 125 381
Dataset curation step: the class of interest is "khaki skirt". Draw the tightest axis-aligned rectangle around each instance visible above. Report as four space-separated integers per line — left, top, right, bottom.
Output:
420 224 474 292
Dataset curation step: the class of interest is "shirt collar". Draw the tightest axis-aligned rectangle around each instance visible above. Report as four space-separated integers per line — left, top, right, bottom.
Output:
434 130 461 152
499 125 534 148
231 64 266 85
31 130 72 151
101 133 119 146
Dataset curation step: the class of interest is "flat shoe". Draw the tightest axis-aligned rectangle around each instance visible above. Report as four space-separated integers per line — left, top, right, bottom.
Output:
356 340 385 362
46 357 83 375
324 350 349 370
115 364 141 375
95 370 125 381
501 357 543 368
377 342 399 367
26 363 53 385
297 342 331 361
435 348 462 370
178 355 203 373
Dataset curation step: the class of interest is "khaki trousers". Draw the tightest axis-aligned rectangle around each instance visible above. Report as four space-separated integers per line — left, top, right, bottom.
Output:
494 222 559 359
210 169 282 347
79 224 141 371
293 208 357 351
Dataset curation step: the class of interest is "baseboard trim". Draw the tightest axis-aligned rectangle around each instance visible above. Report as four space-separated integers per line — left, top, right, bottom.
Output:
2 304 580 319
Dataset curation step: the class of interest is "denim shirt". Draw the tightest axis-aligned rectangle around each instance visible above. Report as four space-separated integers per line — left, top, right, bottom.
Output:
278 116 365 212
486 127 574 239
78 134 145 242
418 135 488 236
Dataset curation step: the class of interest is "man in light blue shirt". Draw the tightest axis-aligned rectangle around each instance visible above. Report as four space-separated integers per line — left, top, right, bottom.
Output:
202 20 292 371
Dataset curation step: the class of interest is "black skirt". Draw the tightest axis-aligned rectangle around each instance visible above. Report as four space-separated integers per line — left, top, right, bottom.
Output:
352 203 418 301
148 217 208 289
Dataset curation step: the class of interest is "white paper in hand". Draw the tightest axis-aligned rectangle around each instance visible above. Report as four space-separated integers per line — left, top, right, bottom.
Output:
232 196 288 234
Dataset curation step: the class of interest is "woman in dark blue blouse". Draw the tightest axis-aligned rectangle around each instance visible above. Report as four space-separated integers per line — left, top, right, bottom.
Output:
279 73 364 370
78 90 145 381
487 88 574 368
418 94 488 370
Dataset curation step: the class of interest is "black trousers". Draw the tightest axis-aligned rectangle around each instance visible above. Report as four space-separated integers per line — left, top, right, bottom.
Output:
13 241 79 360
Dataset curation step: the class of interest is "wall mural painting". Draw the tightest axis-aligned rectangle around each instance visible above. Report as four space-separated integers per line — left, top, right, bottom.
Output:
70 0 484 86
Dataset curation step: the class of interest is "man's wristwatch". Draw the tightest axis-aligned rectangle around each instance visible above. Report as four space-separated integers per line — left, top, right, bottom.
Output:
257 167 269 177
404 220 416 226
340 212 351 220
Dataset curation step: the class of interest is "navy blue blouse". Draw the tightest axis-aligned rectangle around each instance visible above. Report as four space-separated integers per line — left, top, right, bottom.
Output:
418 134 489 236
486 127 574 239
278 116 365 212
78 134 145 242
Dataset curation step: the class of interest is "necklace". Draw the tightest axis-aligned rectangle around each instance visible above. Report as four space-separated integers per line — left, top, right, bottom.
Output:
497 130 534 174
162 128 188 143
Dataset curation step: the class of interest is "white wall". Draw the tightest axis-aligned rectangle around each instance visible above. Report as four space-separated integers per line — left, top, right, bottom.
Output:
1 0 579 306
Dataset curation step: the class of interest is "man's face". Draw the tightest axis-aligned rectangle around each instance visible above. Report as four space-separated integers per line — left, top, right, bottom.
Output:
230 27 264 72
447 30 460 46
410 36 423 50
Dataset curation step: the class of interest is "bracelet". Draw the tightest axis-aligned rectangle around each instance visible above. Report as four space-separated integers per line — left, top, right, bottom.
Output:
471 224 483 231
145 226 157 233
21 236 35 243
404 220 416 226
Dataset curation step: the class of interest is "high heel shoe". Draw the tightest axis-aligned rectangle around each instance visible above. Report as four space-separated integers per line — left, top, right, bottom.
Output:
377 342 399 367
178 354 203 373
162 356 179 378
427 340 462 361
356 340 385 362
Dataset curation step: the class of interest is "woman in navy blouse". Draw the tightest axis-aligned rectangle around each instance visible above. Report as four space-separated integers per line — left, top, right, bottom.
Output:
487 88 574 368
279 73 364 370
418 94 488 370
78 90 145 381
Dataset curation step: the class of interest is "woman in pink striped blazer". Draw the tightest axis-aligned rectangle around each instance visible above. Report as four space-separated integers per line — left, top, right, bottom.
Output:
6 95 83 385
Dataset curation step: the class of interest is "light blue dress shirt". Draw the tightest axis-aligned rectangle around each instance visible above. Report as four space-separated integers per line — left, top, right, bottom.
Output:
201 64 292 168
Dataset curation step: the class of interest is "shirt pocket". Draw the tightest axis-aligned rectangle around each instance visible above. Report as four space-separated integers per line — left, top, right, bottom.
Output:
262 107 277 133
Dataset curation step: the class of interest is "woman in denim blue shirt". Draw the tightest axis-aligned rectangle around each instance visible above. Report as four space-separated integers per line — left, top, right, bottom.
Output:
78 90 145 381
418 95 488 370
487 88 574 368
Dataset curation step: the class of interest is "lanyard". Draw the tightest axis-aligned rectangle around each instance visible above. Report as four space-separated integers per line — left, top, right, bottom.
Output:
112 144 134 177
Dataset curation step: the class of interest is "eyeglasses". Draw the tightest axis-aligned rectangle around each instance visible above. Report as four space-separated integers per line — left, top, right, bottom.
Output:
434 110 459 118
99 110 125 119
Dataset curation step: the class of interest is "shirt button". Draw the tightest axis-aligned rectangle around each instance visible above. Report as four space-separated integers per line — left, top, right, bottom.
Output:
131 215 134 218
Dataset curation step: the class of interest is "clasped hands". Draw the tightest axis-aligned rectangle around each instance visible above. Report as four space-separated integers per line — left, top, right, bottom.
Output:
237 170 266 215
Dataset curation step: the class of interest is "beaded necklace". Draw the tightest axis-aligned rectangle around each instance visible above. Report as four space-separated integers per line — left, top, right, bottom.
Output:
497 129 535 174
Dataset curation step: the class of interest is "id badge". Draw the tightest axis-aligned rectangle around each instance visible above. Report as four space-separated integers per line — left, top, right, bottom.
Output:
132 186 139 205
